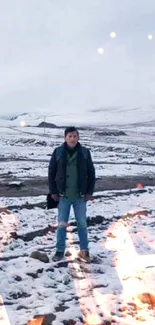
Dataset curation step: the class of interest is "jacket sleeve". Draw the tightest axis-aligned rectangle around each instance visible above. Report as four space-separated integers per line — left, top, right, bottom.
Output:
48 149 58 194
86 149 96 195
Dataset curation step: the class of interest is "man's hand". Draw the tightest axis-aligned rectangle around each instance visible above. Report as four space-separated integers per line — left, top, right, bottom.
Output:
84 194 93 201
51 194 59 201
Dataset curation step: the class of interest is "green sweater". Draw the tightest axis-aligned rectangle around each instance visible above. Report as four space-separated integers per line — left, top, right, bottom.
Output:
65 151 79 200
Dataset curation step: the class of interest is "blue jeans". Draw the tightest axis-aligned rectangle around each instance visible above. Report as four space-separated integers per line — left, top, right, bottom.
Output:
56 197 88 253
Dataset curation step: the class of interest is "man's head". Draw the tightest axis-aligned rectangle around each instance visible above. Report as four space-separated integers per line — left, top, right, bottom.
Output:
64 126 79 148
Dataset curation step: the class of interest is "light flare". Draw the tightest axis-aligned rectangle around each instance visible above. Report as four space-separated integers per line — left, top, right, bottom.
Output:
110 31 116 38
148 34 153 40
20 120 26 127
97 48 104 55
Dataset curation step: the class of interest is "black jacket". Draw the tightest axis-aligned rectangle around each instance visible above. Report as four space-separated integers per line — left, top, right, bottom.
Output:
48 142 95 196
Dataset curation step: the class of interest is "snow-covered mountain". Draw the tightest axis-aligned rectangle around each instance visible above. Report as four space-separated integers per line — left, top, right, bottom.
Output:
0 105 155 128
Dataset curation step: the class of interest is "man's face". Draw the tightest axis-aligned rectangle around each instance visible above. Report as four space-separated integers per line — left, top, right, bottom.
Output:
65 131 79 148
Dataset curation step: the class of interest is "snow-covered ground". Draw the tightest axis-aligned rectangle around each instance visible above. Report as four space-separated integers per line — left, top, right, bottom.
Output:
0 189 155 325
0 121 154 179
0 119 155 325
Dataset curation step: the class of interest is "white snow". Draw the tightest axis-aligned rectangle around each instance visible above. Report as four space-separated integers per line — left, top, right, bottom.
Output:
0 120 155 325
1 106 155 127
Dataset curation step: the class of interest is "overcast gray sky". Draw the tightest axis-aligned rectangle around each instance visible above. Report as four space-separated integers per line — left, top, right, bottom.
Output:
0 0 155 116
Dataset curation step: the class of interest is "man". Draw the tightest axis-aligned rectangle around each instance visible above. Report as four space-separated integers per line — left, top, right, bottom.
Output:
48 126 95 263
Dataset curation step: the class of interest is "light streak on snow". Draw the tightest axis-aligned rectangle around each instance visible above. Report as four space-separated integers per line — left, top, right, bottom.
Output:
0 296 11 325
0 209 18 325
105 215 155 324
67 227 102 325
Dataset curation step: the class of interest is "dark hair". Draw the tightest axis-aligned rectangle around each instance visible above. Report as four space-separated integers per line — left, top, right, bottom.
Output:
64 126 79 137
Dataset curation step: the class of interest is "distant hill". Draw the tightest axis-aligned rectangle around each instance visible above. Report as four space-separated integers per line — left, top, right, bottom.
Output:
1 106 155 127
37 122 57 128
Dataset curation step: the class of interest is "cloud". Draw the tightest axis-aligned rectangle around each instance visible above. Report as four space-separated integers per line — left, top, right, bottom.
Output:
0 0 155 115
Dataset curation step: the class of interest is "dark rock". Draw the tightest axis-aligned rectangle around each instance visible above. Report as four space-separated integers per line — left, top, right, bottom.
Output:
74 296 79 301
17 305 28 310
30 251 49 263
23 167 31 171
46 267 55 273
27 272 38 279
14 275 22 282
37 268 44 274
41 314 56 325
1 301 14 305
29 314 56 325
93 236 100 241
63 320 76 325
9 292 30 300
55 305 69 312
87 215 104 226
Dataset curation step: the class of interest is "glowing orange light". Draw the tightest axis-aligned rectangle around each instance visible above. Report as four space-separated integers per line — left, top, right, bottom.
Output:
27 316 44 325
137 183 143 189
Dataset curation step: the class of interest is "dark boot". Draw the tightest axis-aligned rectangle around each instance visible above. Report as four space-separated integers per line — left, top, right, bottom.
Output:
52 251 64 262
